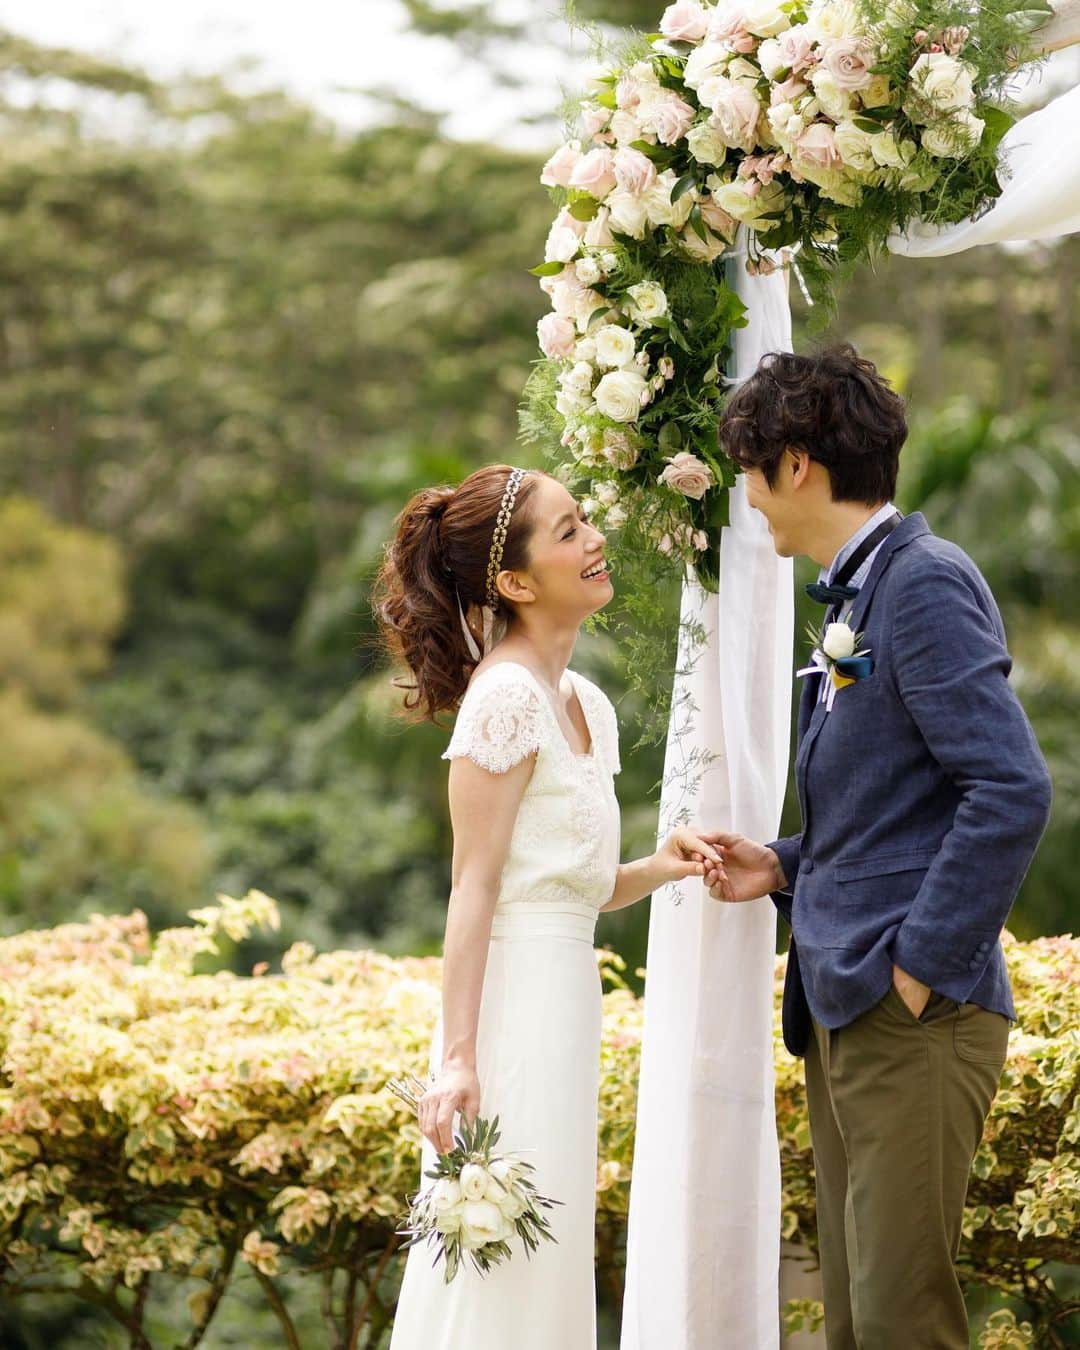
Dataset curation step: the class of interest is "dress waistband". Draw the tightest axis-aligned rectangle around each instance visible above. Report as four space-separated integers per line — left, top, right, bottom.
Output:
489 902 598 943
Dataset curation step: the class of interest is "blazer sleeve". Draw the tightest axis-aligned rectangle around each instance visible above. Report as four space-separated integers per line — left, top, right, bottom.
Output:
888 559 1053 1001
766 833 801 925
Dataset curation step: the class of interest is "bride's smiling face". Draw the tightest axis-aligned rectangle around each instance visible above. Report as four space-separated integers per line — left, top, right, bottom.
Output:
499 475 612 620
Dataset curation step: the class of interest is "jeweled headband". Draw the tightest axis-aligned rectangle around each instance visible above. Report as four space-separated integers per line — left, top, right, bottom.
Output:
485 467 527 609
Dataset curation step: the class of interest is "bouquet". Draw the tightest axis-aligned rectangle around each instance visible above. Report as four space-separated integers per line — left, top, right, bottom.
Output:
387 1073 562 1283
521 0 1050 588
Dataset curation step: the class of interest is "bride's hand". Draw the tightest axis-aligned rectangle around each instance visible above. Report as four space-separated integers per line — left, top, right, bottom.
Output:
654 827 726 886
418 1063 481 1155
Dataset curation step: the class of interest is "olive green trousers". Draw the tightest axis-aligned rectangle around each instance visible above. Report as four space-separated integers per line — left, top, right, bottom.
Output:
805 985 1010 1349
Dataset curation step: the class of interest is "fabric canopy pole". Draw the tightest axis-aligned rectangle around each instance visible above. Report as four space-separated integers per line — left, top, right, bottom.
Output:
620 261 795 1350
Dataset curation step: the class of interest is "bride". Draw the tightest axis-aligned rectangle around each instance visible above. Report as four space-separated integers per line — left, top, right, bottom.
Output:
375 463 724 1349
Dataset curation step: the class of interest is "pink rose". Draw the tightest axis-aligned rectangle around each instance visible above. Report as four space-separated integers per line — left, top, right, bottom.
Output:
704 79 763 153
698 195 739 239
540 142 582 188
659 451 715 499
569 146 618 199
660 0 710 41
613 146 657 195
615 74 643 110
770 76 809 106
707 8 756 53
584 206 615 247
641 89 697 146
822 37 875 91
795 122 841 169
542 269 589 317
582 105 611 138
537 313 577 360
778 27 817 74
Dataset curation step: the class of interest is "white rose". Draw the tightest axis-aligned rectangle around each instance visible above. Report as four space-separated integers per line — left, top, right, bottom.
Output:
545 224 582 264
595 324 636 368
807 0 863 41
459 1199 508 1249
431 1178 463 1212
921 110 984 158
497 1185 527 1220
906 53 976 122
833 120 876 172
606 189 649 239
576 255 602 285
643 169 696 228
594 480 620 506
810 67 853 122
605 503 629 530
757 38 787 81
868 128 915 169
574 287 608 332
434 1202 464 1234
575 336 598 362
598 249 620 274
660 0 710 41
708 175 787 232
822 622 856 659
609 110 643 144
741 0 792 37
562 360 596 393
555 387 590 417
683 42 730 91
459 1164 490 1202
594 368 649 422
625 281 668 325
686 120 728 165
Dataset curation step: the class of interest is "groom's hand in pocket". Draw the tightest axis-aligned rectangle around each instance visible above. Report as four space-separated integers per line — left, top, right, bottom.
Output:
701 832 785 903
892 963 932 1019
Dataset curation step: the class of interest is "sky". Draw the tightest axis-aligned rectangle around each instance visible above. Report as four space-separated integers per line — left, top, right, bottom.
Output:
4 0 1077 148
0 0 584 148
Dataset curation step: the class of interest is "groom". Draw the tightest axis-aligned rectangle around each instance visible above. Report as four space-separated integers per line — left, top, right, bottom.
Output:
703 345 1052 1349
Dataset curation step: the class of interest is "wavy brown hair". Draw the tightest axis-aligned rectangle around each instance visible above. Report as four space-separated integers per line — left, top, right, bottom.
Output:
719 344 907 504
373 465 544 722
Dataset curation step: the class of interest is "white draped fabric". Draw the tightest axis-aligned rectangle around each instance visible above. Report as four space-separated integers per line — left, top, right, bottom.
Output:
890 84 1080 257
620 263 794 1350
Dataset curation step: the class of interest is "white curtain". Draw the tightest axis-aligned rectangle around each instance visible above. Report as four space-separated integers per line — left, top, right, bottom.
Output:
890 83 1080 256
620 263 794 1350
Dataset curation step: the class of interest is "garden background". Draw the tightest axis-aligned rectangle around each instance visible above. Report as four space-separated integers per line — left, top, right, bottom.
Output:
0 2 1076 1346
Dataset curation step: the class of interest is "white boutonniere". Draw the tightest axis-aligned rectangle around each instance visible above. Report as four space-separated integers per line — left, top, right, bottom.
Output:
798 619 873 710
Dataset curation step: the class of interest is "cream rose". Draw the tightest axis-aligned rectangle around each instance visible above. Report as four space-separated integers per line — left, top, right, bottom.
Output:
459 1164 490 1202
605 503 629 530
700 78 762 153
595 324 637 368
537 313 577 359
833 120 876 171
640 89 697 146
613 146 657 196
603 429 639 468
859 73 893 109
545 223 582 264
906 53 976 121
741 0 792 37
683 41 730 91
594 480 620 507
610 110 643 145
660 0 710 41
659 451 715 499
569 146 618 199
606 189 649 239
807 0 863 41
540 141 582 188
594 369 648 422
575 255 602 286
584 207 615 248
810 67 853 121
868 128 915 169
822 622 856 659
921 110 984 158
459 1199 511 1250
643 169 696 228
686 120 729 165
626 281 669 325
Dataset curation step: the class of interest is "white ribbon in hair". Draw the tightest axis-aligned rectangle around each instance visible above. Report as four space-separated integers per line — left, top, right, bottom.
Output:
456 591 502 661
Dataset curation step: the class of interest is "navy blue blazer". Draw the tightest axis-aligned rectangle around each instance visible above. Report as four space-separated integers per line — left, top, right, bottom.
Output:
769 513 1052 1030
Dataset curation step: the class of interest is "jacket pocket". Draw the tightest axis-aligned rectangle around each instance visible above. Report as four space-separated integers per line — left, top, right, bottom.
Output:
832 847 938 883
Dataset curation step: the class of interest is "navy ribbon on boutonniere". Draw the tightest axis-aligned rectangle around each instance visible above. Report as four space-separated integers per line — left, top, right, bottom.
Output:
833 654 874 684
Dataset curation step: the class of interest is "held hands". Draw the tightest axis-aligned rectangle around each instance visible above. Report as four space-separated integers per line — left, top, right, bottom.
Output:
418 1062 481 1155
701 832 786 903
653 827 727 887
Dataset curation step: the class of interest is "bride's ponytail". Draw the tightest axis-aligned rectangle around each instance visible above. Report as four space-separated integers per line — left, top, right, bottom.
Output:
374 465 542 721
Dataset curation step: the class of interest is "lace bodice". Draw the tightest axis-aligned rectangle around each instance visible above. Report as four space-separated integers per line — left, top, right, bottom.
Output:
442 661 622 917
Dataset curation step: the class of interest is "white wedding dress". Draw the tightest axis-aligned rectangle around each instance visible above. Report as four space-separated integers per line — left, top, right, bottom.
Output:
389 660 622 1350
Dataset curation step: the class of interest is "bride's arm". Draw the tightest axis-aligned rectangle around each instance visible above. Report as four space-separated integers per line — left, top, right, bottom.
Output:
600 827 725 914
417 752 535 1155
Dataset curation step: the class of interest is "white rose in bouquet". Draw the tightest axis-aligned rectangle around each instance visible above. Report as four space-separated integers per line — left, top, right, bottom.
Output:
555 386 591 417
906 53 976 121
613 146 657 196
546 223 583 264
595 369 649 421
431 1178 463 1212
644 170 696 229
686 120 728 165
810 67 853 122
822 37 876 91
606 189 650 239
921 110 984 157
683 41 730 91
537 313 577 359
610 110 644 144
574 287 608 332
605 503 629 530
833 120 877 172
575 336 598 362
699 78 763 153
594 480 620 507
576 255 602 286
822 622 856 659
757 38 788 81
459 1164 490 1202
626 281 668 325
540 141 583 188
584 207 615 248
595 325 637 368
459 1199 511 1249
660 0 710 41
640 89 697 146
709 175 786 232
807 0 864 41
742 0 792 38
868 128 916 169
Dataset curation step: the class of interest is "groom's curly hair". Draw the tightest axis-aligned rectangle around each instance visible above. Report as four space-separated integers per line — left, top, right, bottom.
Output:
718 344 907 503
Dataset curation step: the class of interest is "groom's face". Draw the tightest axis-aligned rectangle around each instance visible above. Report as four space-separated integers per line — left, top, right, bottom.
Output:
741 453 808 558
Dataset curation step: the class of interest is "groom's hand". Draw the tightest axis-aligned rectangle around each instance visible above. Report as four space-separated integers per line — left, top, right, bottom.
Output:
701 832 786 903
892 963 932 1019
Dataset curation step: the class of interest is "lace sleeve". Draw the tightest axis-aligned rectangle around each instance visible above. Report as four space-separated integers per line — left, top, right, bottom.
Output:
442 671 545 774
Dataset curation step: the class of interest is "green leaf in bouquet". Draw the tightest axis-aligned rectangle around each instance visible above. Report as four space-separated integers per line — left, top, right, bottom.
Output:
980 105 1017 154
658 421 684 453
595 89 617 110
853 117 885 134
529 260 565 277
671 172 698 203
567 196 600 222
687 202 710 244
586 305 612 329
667 321 693 353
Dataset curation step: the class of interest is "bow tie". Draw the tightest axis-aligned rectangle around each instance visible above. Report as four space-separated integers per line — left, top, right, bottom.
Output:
805 580 860 606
